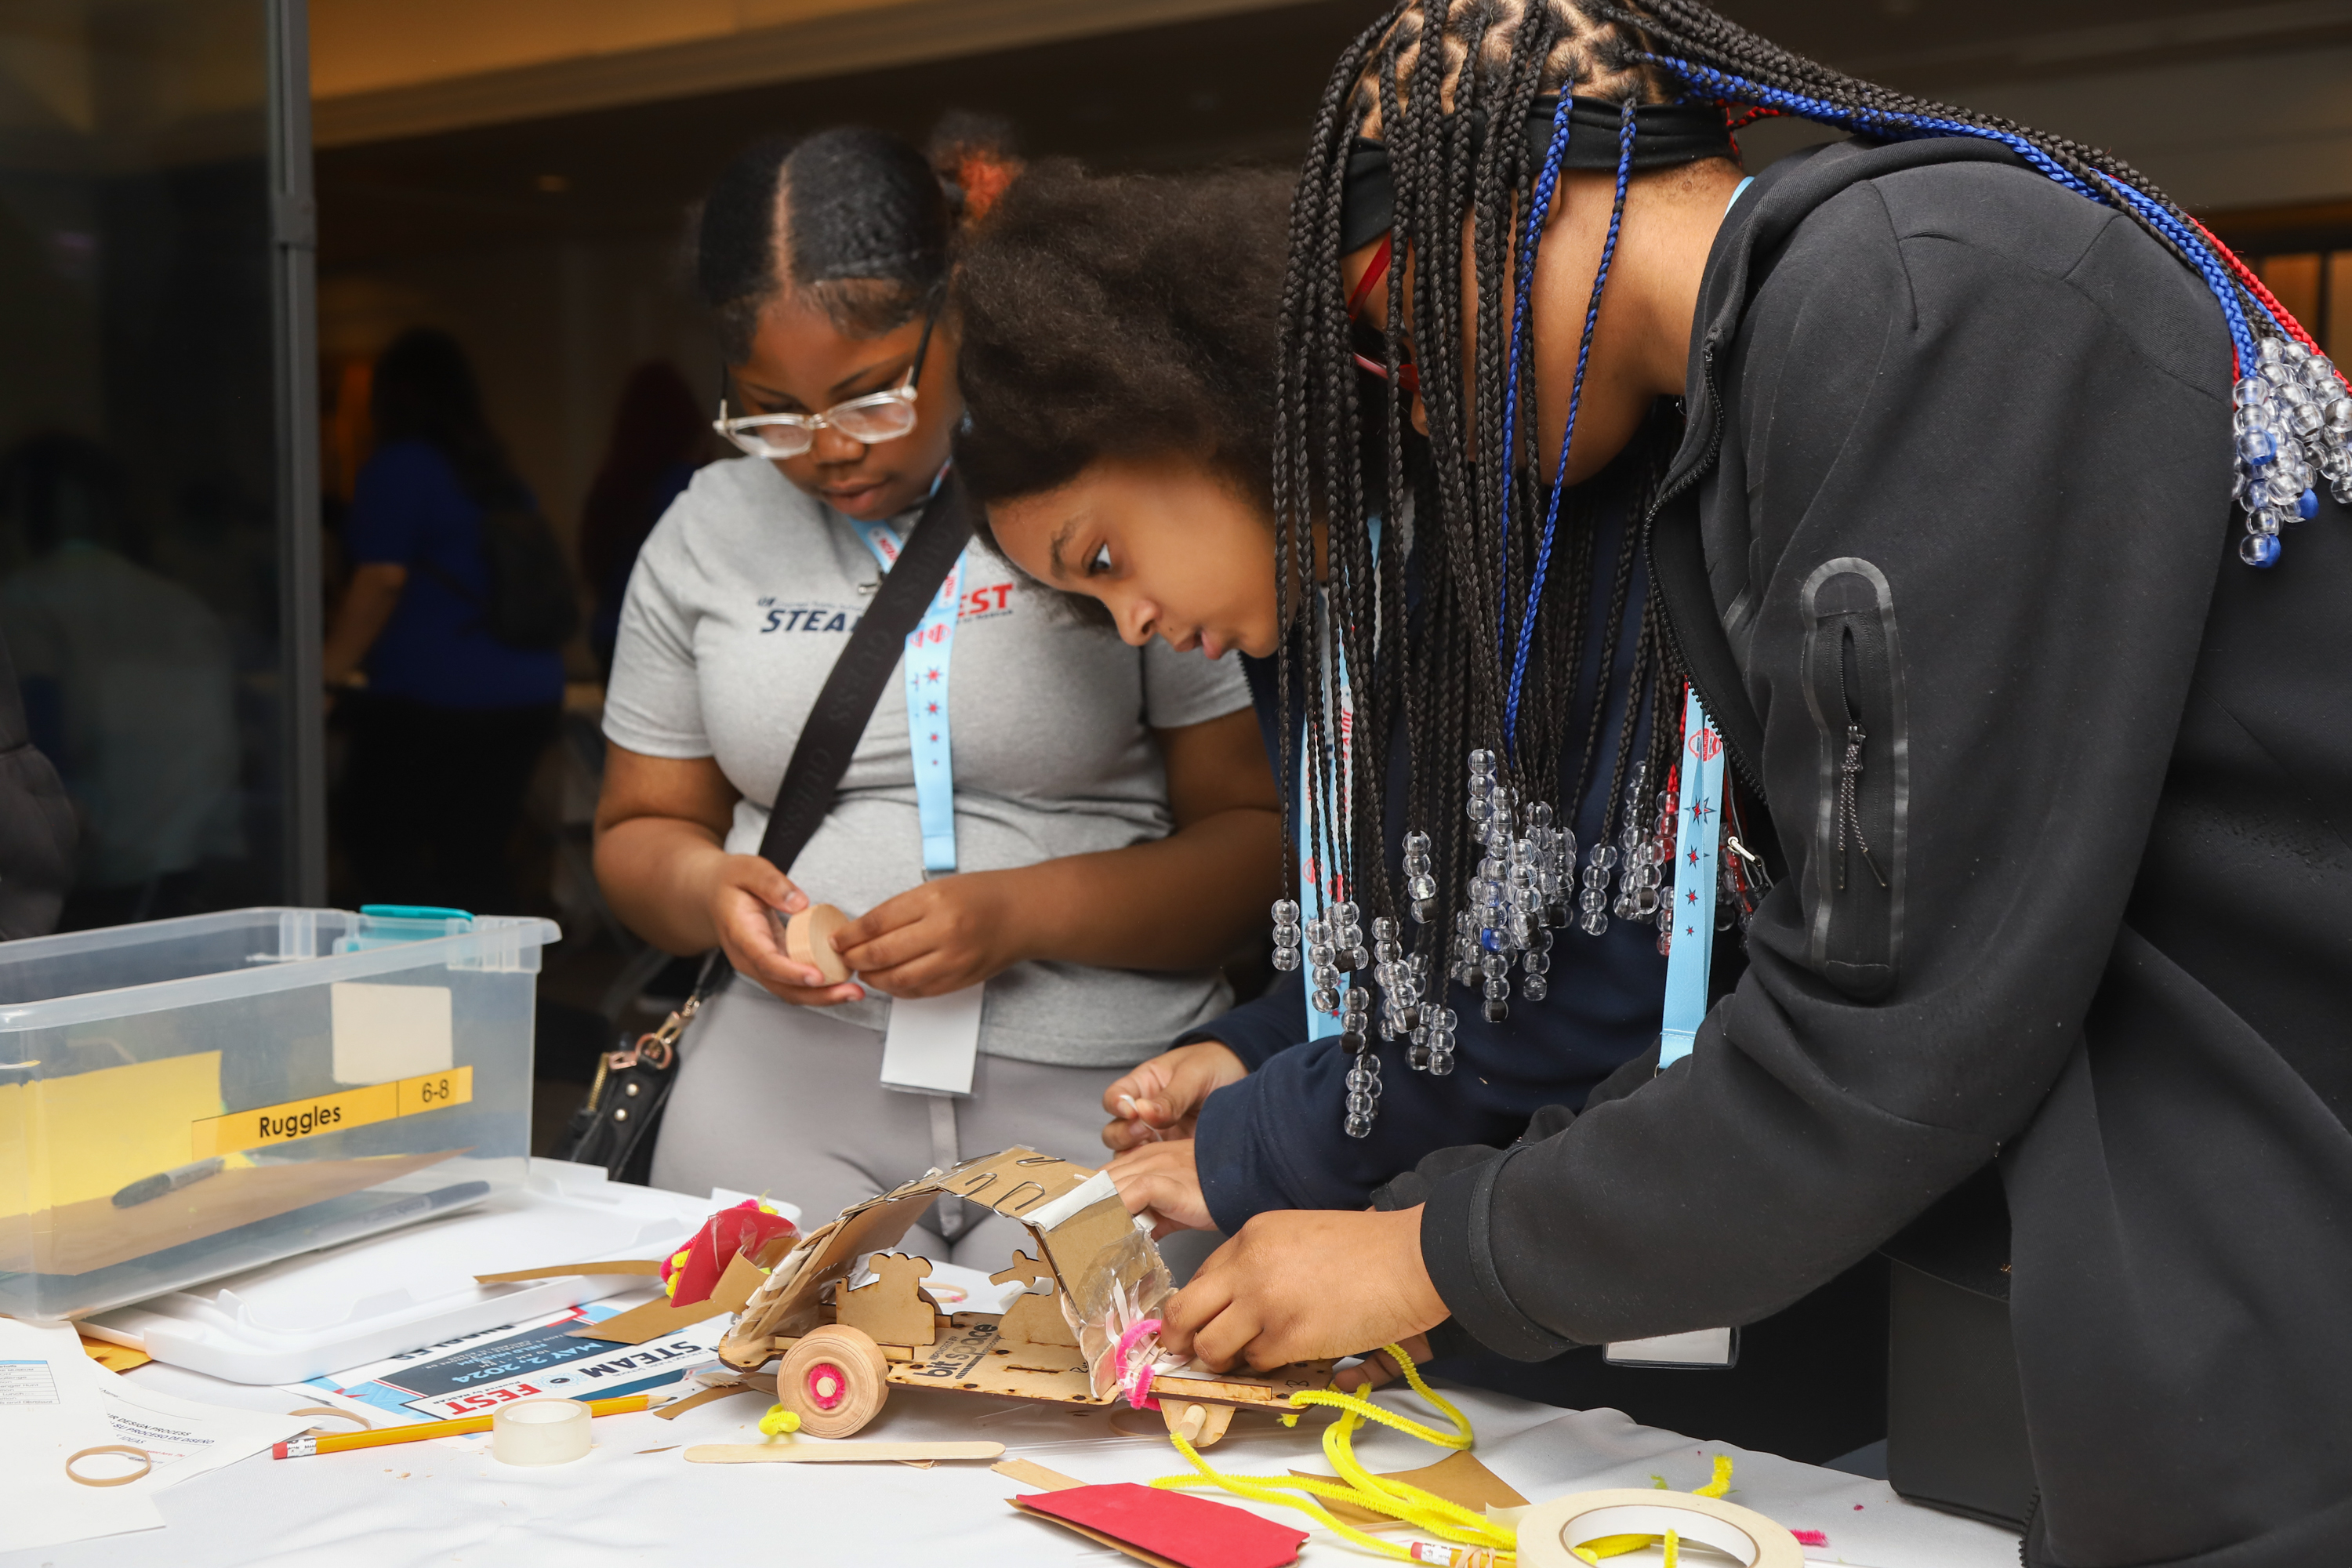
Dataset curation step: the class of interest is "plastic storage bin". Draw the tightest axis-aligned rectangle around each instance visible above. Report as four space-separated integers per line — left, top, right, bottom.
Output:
0 907 555 1321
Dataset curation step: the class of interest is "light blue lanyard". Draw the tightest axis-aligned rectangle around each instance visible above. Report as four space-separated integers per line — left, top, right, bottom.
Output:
1646 181 1751 1065
1659 689 1726 1069
1297 517 1381 1040
850 512 966 875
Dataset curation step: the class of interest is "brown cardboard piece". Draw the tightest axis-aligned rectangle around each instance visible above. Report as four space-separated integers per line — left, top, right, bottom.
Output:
723 1148 1094 1363
718 1149 1340 1446
836 1252 940 1348
782 904 852 984
995 1457 1086 1491
1286 1450 1528 1530
991 1248 1078 1346
568 1234 794 1344
474 1259 664 1283
652 1383 765 1421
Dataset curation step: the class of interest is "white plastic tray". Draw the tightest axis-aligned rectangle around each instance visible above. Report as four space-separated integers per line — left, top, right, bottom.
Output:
80 1160 782 1385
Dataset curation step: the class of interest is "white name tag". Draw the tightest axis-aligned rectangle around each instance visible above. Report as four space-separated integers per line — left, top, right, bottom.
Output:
330 982 452 1086
878 986 985 1098
1603 1327 1739 1369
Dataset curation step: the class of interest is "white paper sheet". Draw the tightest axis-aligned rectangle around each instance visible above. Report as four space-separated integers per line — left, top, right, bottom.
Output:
877 986 985 1096
0 1319 165 1552
85 1363 315 1489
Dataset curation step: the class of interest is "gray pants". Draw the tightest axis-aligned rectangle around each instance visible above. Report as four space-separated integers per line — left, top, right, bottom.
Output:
648 979 1218 1276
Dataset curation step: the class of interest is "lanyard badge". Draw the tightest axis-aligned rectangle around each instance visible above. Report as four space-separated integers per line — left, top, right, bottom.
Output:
849 514 982 1104
1606 688 1737 1370
854 519 964 876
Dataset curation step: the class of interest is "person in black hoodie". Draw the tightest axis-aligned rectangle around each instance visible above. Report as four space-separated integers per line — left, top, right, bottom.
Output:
1000 3 2352 1564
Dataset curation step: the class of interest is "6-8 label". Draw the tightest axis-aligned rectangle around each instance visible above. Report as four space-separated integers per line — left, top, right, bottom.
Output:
189 1065 474 1160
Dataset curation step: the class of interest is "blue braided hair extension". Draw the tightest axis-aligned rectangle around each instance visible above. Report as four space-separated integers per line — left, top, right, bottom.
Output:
1503 98 1637 748
1494 92 1577 757
1639 56 2260 368
1636 50 2350 566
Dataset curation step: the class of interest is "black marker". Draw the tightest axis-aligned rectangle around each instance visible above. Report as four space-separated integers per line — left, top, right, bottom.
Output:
111 1156 226 1209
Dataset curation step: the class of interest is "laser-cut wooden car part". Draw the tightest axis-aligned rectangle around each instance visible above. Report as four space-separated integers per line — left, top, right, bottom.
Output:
782 903 852 985
716 1149 1336 1446
992 1250 1079 1348
836 1251 943 1348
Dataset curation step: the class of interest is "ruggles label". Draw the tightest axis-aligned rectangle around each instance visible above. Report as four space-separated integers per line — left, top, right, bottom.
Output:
187 1066 473 1160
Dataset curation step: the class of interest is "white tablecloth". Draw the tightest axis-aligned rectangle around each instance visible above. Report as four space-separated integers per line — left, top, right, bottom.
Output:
5 1356 2019 1568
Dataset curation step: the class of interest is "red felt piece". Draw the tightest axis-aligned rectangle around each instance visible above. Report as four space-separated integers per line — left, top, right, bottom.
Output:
1021 1483 1306 1568
664 1200 798 1308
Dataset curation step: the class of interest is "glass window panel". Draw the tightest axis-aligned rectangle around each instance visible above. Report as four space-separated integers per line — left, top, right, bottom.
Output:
0 0 301 928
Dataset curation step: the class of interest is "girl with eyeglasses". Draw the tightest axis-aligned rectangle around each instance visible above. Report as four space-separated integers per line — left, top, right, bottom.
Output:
591 125 1279 1265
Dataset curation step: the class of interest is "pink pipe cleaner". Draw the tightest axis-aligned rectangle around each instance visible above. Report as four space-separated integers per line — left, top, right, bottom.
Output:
1116 1317 1163 1410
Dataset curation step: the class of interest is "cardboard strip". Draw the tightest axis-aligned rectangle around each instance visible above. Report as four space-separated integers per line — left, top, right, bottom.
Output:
994 1457 1086 1491
684 1441 1004 1464
474 1259 664 1283
653 1384 765 1421
569 1240 789 1344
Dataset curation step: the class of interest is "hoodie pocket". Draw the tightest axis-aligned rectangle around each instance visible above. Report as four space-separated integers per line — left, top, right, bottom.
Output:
1798 557 1908 998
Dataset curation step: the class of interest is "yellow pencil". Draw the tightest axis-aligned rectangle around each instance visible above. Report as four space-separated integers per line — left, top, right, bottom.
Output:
272 1393 655 1457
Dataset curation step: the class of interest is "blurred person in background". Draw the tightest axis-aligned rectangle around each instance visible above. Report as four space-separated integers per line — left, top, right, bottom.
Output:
325 328 568 916
580 361 709 677
0 434 238 927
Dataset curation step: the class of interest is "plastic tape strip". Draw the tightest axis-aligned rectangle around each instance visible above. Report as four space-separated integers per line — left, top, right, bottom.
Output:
491 1399 592 1466
1513 1490 1803 1567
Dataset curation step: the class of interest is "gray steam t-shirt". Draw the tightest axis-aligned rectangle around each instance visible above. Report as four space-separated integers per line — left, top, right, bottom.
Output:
603 456 1251 1067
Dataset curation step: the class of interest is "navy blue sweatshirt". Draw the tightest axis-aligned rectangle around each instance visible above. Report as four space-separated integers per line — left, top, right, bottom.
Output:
1185 463 1671 1232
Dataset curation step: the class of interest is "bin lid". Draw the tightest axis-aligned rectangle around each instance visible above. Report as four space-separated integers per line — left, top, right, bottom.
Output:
82 1160 781 1385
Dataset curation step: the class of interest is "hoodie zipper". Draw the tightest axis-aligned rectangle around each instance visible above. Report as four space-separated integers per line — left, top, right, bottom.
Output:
1835 626 1886 892
1642 339 1768 804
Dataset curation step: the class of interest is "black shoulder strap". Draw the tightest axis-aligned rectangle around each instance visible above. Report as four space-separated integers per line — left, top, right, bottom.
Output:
756 474 974 873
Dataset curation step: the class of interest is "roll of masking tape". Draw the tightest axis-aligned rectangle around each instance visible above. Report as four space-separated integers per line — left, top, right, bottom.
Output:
492 1398 593 1466
1513 1488 1805 1568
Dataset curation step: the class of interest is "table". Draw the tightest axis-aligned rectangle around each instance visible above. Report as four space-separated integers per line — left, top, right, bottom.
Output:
6 1355 2019 1567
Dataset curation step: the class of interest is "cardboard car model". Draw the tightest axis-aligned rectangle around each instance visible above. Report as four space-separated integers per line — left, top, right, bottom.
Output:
713 1147 1337 1446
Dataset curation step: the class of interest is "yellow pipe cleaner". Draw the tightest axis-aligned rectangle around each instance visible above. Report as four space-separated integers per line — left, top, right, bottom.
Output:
1150 1343 1516 1564
1150 1346 1737 1568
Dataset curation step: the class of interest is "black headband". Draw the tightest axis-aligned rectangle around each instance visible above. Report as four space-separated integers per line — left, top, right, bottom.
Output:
1339 95 1738 253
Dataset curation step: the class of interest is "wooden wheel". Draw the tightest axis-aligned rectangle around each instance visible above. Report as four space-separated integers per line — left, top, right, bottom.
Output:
777 1325 889 1438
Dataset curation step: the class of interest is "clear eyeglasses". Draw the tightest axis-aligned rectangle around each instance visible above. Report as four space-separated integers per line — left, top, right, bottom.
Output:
713 308 937 460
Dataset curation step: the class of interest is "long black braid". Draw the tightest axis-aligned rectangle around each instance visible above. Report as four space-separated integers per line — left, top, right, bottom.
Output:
1272 0 2337 1115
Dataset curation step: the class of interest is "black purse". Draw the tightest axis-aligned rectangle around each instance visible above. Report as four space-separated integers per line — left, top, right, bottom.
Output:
559 476 976 1183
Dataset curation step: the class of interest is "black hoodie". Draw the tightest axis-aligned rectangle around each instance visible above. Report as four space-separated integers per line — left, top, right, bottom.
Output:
1380 140 2352 1566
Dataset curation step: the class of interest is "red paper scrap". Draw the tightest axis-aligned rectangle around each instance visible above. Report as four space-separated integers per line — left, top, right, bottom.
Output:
1792 1529 1829 1547
663 1200 797 1308
1021 1483 1306 1568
